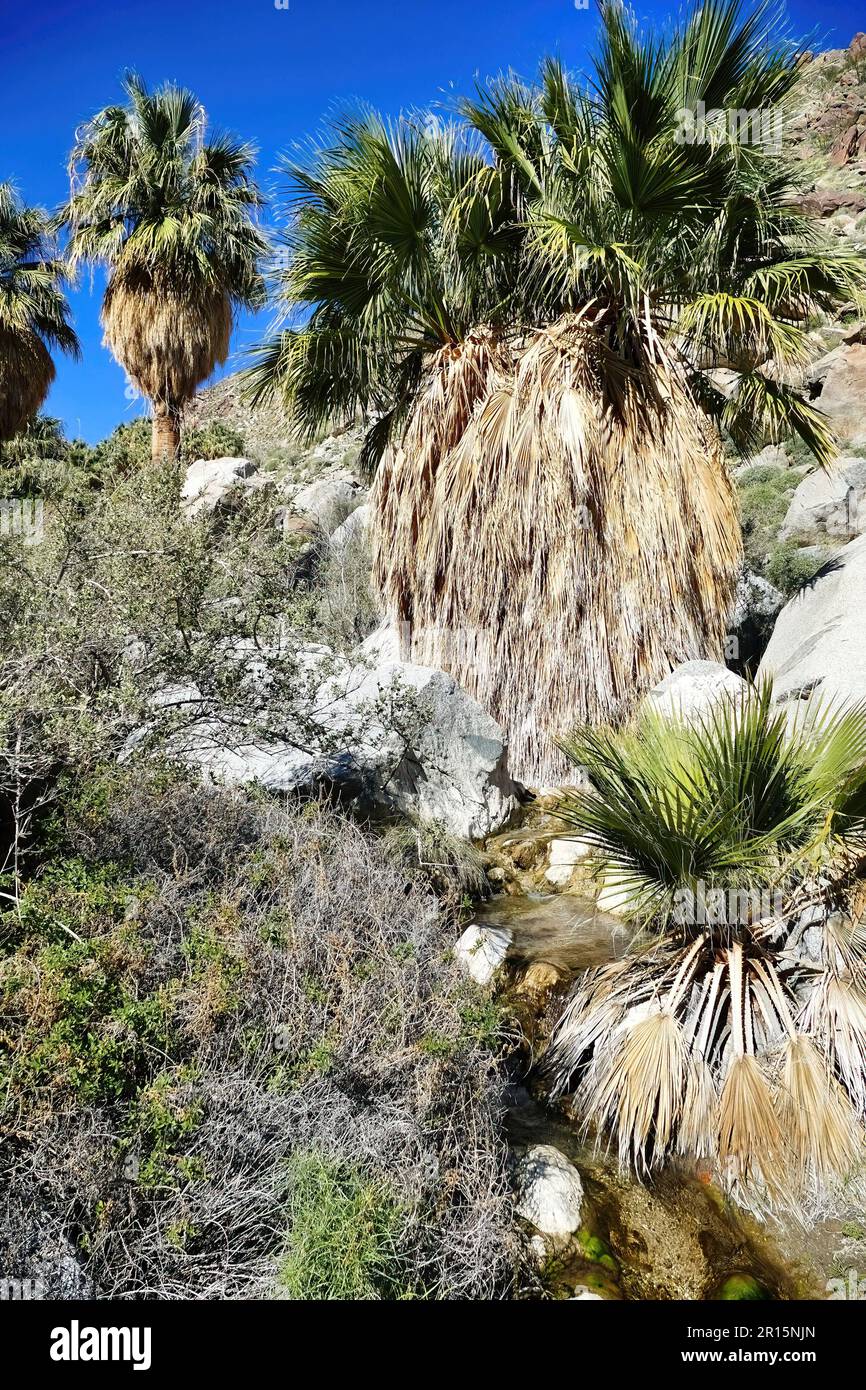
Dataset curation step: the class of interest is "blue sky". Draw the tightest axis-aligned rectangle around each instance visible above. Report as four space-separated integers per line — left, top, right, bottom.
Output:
1 0 858 442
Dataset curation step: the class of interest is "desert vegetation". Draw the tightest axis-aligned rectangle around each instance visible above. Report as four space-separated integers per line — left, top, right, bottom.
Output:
549 685 866 1213
2 0 866 1303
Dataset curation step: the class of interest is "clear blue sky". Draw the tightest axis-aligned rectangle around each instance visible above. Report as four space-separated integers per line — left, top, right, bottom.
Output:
1 0 857 442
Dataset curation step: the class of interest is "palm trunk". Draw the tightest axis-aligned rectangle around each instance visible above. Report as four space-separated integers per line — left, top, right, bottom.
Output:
152 403 179 463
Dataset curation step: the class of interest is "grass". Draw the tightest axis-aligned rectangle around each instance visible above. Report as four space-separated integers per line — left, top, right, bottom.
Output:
279 1150 412 1300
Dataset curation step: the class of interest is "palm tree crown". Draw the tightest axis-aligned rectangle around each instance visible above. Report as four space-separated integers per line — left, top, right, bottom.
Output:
62 74 268 461
0 183 79 445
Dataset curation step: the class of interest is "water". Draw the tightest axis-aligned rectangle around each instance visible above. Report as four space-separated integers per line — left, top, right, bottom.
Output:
475 891 629 973
478 888 824 1299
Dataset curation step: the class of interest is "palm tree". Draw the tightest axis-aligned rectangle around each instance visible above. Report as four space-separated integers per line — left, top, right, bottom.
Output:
62 74 267 463
0 184 79 450
250 2 866 783
547 683 866 1210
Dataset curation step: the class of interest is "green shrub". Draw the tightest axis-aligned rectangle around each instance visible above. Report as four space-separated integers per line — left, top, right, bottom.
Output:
766 539 829 595
180 420 245 463
737 466 797 571
279 1150 412 1300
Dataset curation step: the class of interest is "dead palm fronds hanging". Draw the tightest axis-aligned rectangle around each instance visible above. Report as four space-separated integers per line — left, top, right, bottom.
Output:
0 184 79 445
380 315 740 781
546 684 866 1210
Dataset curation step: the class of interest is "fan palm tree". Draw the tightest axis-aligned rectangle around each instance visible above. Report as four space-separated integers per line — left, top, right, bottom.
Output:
250 1 866 783
62 75 267 463
0 184 79 450
547 683 866 1210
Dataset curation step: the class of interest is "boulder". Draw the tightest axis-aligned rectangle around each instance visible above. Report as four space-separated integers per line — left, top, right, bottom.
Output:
181 457 259 518
143 628 520 841
291 470 366 536
454 923 511 985
329 501 371 552
641 660 748 723
779 458 866 541
758 531 866 710
807 343 866 446
545 836 592 887
796 189 866 218
731 570 785 628
514 1145 585 1243
730 571 785 670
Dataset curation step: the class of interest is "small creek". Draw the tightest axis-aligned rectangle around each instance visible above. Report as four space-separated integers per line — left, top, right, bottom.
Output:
474 888 831 1301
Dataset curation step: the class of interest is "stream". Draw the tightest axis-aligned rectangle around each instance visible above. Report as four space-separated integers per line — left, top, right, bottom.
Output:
474 889 835 1301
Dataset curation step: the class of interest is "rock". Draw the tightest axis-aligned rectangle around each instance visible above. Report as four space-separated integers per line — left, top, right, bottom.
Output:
181 457 259 517
316 630 521 838
454 923 511 984
796 189 866 218
545 864 575 888
750 443 790 470
851 32 866 58
730 571 785 674
779 458 866 541
291 470 366 536
329 501 371 552
830 123 864 167
732 571 784 627
516 961 563 997
549 837 592 866
807 343 866 446
758 531 866 710
570 1286 604 1301
514 1145 585 1243
596 875 634 917
545 837 593 888
642 660 748 723
146 628 521 841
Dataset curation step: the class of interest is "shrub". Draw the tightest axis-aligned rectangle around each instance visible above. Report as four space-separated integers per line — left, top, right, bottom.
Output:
766 539 829 595
0 773 518 1299
737 466 797 572
180 420 245 463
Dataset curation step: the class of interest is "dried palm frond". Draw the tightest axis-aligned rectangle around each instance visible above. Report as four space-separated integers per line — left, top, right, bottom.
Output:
377 316 740 782
0 183 78 443
102 268 232 412
0 329 55 443
777 1034 862 1189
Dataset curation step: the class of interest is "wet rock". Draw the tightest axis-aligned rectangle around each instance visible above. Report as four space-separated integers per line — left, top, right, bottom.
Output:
515 1144 585 1243
454 923 511 985
515 960 564 998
